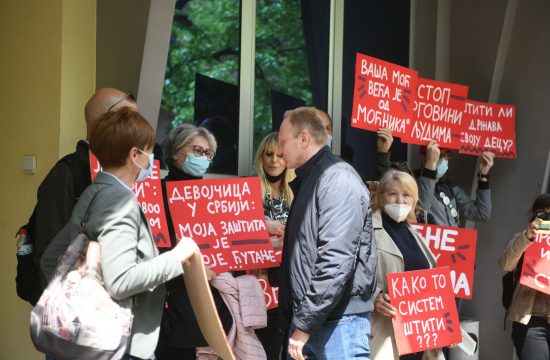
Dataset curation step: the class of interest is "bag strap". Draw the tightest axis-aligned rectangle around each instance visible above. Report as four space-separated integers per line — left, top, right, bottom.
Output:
79 188 103 234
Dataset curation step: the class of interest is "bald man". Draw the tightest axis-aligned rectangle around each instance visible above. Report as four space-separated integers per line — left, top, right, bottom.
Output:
33 88 137 291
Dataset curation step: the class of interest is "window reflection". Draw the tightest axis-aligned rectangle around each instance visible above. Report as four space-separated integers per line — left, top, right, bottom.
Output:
254 0 329 151
159 0 240 175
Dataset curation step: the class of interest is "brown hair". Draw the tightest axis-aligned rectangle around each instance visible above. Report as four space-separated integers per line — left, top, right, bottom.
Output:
284 107 327 145
89 107 155 168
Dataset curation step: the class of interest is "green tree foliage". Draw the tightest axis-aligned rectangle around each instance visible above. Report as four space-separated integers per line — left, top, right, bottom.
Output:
161 0 312 150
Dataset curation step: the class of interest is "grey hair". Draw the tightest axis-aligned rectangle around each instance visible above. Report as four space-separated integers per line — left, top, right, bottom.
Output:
164 124 217 165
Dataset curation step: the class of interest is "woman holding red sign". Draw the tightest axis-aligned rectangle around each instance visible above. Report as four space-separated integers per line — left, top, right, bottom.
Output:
370 170 444 360
499 193 550 360
253 131 294 360
155 124 234 360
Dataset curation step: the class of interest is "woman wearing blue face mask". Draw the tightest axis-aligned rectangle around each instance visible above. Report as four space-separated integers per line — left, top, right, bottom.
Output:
41 108 199 360
155 124 234 360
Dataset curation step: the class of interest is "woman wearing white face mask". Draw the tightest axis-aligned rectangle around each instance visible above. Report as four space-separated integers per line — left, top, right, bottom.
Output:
370 170 443 360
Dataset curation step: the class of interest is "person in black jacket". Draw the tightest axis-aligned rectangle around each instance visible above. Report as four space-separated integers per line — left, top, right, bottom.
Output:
155 123 233 360
278 107 376 360
35 88 137 288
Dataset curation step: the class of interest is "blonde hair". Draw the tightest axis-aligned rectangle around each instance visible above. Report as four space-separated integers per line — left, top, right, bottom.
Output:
373 170 418 222
254 132 294 205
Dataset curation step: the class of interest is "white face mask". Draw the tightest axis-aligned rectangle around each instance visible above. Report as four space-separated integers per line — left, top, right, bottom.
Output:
383 203 412 222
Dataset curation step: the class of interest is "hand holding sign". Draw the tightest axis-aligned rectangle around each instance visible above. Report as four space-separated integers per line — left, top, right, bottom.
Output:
520 220 550 294
388 267 461 355
172 236 200 266
374 292 398 317
478 151 495 175
377 128 394 153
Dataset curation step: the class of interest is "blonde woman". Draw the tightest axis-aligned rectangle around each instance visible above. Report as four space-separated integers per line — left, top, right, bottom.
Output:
370 170 444 360
253 132 294 359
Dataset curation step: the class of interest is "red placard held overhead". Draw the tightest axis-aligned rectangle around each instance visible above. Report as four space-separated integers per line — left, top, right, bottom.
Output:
351 53 418 138
460 100 516 158
89 152 171 248
519 229 550 295
411 223 477 299
166 177 278 273
388 267 461 356
404 78 468 149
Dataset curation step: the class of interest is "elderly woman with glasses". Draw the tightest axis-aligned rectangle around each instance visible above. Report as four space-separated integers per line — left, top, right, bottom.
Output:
155 124 234 360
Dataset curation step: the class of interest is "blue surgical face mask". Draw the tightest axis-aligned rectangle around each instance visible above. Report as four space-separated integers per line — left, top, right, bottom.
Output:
436 158 449 178
135 150 154 182
182 153 211 177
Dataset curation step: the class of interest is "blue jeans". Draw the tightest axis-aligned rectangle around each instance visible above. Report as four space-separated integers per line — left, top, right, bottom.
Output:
288 312 371 359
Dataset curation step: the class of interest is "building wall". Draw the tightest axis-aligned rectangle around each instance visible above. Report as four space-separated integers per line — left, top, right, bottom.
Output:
414 1 550 359
0 1 95 358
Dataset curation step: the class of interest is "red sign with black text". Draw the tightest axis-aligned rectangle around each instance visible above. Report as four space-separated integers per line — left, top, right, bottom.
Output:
388 267 461 355
404 78 468 149
460 100 516 158
411 223 477 299
89 152 171 248
351 53 418 138
166 177 278 273
520 230 550 295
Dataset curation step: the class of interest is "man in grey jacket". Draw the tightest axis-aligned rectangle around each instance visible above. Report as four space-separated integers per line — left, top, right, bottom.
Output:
278 107 376 360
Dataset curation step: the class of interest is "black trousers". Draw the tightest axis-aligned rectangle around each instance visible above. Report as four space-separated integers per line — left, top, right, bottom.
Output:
256 308 283 360
512 316 550 360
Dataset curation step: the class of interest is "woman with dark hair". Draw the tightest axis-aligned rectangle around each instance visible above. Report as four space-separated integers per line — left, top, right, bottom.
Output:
41 108 199 360
499 193 550 360
155 124 234 360
252 132 294 359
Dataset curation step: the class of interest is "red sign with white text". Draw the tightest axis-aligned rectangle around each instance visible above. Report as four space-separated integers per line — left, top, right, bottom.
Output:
351 53 418 138
520 230 550 294
166 177 278 273
404 78 468 149
411 223 477 299
89 152 171 248
388 267 461 355
460 100 516 158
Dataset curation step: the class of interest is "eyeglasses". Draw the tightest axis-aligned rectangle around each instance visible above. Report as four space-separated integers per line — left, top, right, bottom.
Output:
107 93 136 112
188 145 215 160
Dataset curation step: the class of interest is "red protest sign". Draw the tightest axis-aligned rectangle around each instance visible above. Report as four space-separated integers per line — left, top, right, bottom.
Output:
351 53 418 138
89 152 171 248
411 223 477 299
388 267 461 355
166 177 278 273
404 78 468 149
133 161 171 248
460 100 516 158
519 229 550 294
